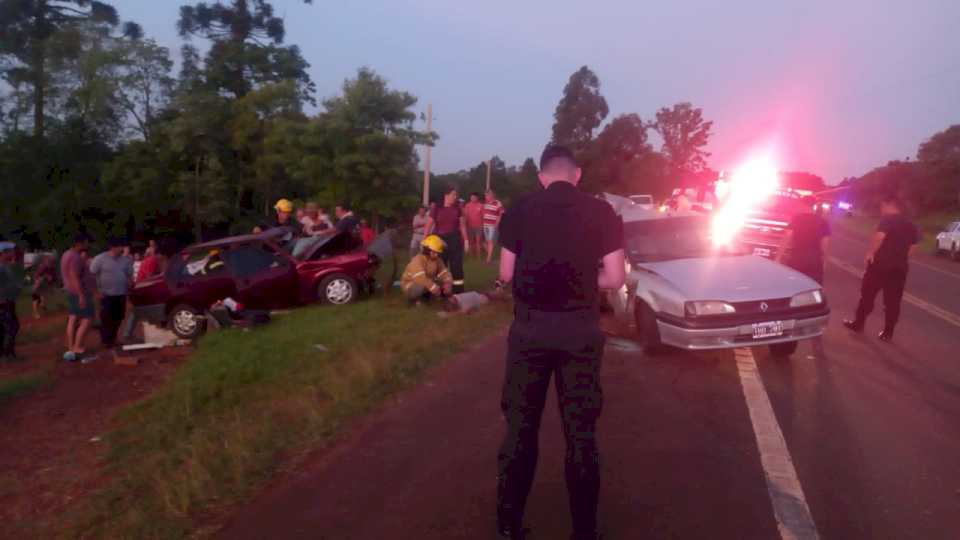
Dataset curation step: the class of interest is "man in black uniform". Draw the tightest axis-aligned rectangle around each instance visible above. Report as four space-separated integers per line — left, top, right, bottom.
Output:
495 145 625 540
843 196 919 342
777 197 831 284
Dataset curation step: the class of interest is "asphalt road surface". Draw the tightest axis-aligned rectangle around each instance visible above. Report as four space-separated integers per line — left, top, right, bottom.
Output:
220 219 960 540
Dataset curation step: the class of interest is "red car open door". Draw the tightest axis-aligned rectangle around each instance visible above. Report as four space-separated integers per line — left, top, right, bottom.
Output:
223 242 299 310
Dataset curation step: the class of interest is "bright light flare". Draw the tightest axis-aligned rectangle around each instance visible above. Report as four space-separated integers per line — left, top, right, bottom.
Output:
711 155 781 246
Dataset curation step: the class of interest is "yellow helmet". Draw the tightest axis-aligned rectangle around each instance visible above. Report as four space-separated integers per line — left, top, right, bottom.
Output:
421 235 446 254
274 198 294 213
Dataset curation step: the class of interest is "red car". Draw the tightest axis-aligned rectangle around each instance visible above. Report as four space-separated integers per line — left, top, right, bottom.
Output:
130 229 380 339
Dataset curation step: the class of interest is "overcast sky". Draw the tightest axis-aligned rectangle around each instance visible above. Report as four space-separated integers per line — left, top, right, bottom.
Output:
115 0 960 183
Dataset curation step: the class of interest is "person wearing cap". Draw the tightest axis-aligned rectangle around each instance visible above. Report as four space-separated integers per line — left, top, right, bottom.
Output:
400 235 453 304
494 144 625 540
0 242 25 360
90 238 134 347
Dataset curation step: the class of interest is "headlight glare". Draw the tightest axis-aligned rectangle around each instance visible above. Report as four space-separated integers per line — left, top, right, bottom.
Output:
790 290 824 308
685 301 736 317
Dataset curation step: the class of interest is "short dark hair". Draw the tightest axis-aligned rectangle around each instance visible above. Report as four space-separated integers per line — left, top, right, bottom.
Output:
73 232 91 245
444 186 457 195
539 144 578 172
336 201 351 211
107 237 125 248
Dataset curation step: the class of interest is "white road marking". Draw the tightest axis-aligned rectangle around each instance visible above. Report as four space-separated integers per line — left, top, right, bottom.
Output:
735 348 820 540
828 256 960 329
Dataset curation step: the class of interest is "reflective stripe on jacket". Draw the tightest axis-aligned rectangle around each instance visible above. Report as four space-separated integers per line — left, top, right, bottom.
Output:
401 254 453 293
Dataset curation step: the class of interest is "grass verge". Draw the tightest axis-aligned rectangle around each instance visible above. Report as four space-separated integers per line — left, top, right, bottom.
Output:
0 372 52 410
70 259 510 539
837 211 958 254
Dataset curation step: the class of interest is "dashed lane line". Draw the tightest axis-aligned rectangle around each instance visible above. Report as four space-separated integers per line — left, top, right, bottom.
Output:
735 347 820 540
828 256 960 329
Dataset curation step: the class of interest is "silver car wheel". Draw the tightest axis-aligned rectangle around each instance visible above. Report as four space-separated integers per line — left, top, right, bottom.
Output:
173 309 198 336
326 278 354 304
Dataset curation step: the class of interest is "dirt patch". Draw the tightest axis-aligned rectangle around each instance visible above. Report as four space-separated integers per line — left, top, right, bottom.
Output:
0 315 193 538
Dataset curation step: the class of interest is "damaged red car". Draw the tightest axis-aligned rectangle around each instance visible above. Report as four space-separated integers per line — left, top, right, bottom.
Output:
130 229 380 339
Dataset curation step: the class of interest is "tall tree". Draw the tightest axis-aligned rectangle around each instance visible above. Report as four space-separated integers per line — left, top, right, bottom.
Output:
653 102 713 177
583 113 650 193
177 0 314 101
115 38 175 142
917 124 960 208
550 66 609 155
0 0 141 136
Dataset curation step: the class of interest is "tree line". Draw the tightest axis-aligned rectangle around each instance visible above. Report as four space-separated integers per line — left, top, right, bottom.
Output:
0 0 441 249
847 125 960 214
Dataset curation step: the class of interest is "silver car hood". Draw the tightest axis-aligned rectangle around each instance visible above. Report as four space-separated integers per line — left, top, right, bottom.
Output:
636 255 820 301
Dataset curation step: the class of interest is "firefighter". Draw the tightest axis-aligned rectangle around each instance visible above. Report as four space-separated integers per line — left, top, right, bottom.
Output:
401 235 453 304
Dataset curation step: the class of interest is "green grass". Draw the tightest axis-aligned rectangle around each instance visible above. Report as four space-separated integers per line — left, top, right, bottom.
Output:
15 287 67 318
70 259 509 539
0 372 51 409
839 210 958 254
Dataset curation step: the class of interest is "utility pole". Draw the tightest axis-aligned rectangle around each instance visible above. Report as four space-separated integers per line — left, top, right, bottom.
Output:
485 159 492 192
422 103 432 207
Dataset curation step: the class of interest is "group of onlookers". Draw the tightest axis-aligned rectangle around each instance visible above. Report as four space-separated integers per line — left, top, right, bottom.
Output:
403 188 505 302
257 199 376 246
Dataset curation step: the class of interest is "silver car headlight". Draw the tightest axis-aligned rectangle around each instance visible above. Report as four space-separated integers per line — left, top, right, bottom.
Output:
684 301 736 317
790 290 824 308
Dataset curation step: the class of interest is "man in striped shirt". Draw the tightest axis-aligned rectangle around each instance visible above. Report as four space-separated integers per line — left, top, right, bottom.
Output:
483 189 505 264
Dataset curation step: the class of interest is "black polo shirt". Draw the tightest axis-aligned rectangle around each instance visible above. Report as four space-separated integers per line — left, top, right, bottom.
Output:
875 214 919 270
500 182 623 312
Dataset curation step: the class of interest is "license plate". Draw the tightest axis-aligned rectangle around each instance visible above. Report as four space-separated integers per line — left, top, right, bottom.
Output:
752 321 784 339
753 247 772 257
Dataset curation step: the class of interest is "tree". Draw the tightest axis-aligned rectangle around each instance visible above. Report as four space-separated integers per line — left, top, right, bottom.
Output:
177 0 315 102
115 38 174 142
582 113 650 193
654 102 713 178
780 171 826 192
0 0 141 136
917 125 960 208
551 66 609 155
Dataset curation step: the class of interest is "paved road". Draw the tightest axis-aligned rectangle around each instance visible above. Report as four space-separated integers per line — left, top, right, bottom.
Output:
220 219 960 540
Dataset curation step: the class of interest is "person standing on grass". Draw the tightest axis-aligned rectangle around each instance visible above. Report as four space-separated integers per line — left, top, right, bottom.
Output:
494 144 625 540
777 197 831 284
843 196 919 342
360 219 376 246
61 233 94 361
410 206 429 258
0 242 25 361
483 189 505 264
464 192 485 257
31 254 57 319
91 238 134 348
425 187 469 293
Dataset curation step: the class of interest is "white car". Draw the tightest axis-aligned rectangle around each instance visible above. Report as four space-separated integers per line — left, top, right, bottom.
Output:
608 209 830 357
935 221 960 260
629 194 655 210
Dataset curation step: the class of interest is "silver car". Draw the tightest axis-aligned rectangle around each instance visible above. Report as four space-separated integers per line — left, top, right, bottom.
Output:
608 209 830 357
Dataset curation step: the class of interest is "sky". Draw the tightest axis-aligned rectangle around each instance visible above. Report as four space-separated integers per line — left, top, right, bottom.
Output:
115 0 960 184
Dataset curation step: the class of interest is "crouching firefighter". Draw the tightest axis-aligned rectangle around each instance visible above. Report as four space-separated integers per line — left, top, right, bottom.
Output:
401 235 454 304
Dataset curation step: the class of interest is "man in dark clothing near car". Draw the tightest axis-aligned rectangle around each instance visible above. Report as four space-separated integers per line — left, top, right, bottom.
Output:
843 196 919 342
494 144 625 540
777 197 831 284
0 242 25 361
425 187 469 293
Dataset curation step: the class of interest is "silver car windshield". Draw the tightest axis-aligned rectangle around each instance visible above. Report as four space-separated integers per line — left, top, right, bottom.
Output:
624 215 745 262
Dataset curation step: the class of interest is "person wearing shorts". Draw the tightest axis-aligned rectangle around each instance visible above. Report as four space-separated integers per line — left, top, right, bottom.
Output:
483 190 505 264
464 193 485 257
61 234 94 361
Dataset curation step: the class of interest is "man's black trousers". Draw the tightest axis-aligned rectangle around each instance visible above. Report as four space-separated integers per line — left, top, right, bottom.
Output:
497 308 605 537
440 232 465 293
0 302 19 356
100 295 127 346
853 263 907 332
